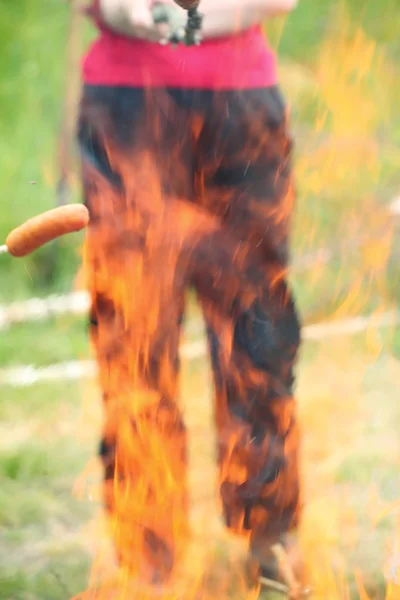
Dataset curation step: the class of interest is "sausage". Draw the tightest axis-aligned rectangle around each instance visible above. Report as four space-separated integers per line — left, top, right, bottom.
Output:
6 204 89 257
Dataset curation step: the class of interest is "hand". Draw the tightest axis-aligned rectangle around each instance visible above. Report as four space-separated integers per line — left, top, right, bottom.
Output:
127 1 167 41
99 0 168 41
151 2 187 42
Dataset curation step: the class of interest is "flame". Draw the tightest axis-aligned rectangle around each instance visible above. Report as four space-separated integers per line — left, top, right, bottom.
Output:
74 99 270 597
280 4 397 599
70 4 399 599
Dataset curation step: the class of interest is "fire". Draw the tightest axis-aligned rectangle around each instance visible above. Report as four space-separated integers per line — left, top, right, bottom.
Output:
70 5 399 600
73 116 267 598
290 6 397 595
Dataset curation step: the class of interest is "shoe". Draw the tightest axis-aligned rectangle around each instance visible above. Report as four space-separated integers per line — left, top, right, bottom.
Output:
250 533 313 598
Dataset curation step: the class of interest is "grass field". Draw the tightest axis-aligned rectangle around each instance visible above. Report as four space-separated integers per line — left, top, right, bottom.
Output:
1 0 400 598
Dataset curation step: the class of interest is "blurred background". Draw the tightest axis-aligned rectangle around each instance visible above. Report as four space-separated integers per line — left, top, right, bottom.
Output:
0 0 399 598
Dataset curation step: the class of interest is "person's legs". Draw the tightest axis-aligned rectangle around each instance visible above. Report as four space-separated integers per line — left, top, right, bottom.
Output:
191 87 302 581
77 81 303 587
78 86 196 584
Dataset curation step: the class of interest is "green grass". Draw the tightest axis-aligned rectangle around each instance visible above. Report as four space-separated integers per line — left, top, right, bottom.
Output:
0 381 95 599
1 0 400 598
0 0 95 301
2 342 400 599
0 316 89 367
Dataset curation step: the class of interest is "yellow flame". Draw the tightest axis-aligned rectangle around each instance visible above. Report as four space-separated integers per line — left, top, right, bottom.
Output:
73 4 398 599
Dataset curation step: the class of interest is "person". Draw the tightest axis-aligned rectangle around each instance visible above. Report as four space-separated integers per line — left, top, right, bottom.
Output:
78 0 305 593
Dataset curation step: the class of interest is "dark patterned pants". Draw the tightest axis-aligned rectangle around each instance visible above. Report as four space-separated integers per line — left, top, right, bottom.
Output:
78 85 301 582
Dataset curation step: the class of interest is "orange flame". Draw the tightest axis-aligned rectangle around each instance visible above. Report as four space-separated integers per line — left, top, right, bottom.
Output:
75 119 266 597
72 5 398 600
